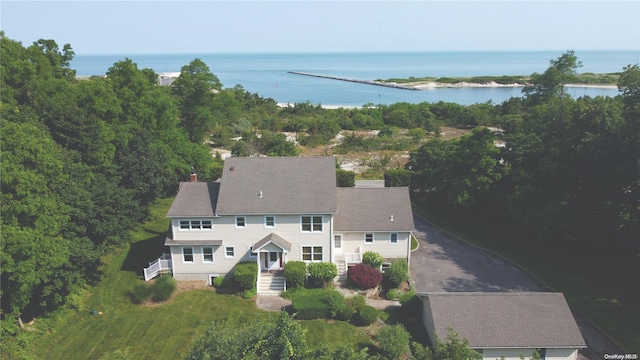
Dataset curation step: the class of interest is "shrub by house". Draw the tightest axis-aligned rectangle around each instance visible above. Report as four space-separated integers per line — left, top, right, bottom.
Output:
348 263 383 290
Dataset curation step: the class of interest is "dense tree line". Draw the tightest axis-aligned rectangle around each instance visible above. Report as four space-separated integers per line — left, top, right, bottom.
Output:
407 52 639 260
0 33 218 327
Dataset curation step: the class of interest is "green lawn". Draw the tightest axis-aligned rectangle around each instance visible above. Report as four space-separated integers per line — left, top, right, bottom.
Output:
33 198 375 359
412 201 639 352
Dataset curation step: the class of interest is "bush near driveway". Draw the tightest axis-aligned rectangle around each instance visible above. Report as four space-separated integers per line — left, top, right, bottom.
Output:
376 324 411 360
384 259 409 288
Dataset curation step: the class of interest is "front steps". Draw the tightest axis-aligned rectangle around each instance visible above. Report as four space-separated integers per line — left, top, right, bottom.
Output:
259 271 285 295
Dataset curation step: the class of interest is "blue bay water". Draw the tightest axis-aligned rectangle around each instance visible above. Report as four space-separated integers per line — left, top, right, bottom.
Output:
71 51 639 106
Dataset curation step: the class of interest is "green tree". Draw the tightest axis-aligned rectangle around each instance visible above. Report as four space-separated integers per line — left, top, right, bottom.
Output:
432 328 482 360
185 313 308 360
172 58 222 142
336 169 356 187
523 50 583 103
265 133 298 156
376 324 410 359
1 121 72 322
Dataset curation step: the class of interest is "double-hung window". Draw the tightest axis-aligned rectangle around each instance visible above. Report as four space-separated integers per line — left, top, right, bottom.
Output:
225 246 235 258
182 247 194 263
264 216 275 228
235 216 246 229
390 233 398 244
301 216 323 232
365 233 374 244
302 246 323 261
202 246 214 263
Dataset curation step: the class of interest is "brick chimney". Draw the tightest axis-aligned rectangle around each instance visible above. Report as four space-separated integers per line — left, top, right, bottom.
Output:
190 167 197 182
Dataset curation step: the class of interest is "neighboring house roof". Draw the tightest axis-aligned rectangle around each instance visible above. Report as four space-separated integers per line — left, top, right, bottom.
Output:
354 180 385 188
334 187 415 232
215 157 338 215
421 292 586 349
166 181 220 217
252 233 292 252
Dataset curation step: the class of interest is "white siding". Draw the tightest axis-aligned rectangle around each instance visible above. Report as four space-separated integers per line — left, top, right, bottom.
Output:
169 214 332 278
341 231 410 260
421 297 438 347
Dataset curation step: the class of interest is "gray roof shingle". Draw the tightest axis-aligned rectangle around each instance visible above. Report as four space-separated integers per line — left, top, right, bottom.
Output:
166 181 220 217
215 157 337 215
334 187 415 232
421 292 586 349
252 233 292 252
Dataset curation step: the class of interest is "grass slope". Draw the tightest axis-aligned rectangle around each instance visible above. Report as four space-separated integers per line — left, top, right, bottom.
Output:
412 201 639 352
33 198 371 359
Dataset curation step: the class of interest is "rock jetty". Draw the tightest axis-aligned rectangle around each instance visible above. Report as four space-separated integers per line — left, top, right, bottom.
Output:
288 71 419 91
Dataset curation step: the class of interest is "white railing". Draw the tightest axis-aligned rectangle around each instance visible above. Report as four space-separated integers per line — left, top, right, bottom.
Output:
144 254 172 281
345 252 362 263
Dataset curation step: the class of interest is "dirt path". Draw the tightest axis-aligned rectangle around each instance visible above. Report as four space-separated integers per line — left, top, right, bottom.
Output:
410 213 623 360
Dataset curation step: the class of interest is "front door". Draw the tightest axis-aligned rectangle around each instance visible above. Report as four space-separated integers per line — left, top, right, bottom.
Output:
263 251 281 271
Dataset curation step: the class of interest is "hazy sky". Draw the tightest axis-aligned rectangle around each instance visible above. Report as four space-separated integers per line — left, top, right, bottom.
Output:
2 1 639 55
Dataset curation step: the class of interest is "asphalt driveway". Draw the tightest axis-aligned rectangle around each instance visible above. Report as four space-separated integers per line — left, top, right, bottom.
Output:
409 213 543 293
409 213 623 360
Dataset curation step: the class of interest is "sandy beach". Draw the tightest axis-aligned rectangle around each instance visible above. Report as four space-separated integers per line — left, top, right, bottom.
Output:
393 81 618 90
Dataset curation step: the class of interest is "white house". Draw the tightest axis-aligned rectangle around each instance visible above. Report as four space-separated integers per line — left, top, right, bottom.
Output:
144 156 415 294
419 292 587 360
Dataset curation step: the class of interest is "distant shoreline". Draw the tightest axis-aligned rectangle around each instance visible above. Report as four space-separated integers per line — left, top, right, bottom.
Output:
401 81 617 90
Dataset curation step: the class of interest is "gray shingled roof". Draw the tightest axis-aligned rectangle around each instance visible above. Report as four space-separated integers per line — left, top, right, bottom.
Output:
334 187 415 232
215 157 338 215
166 181 220 217
421 292 586 349
164 237 223 246
252 233 292 252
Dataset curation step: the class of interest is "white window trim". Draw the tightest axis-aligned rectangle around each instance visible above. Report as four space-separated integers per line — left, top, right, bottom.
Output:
201 220 213 230
178 219 214 231
202 246 214 263
225 246 236 258
390 233 399 244
334 234 342 249
301 246 323 262
264 215 276 229
179 220 190 230
364 233 374 245
300 215 324 233
182 246 194 264
235 216 246 229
